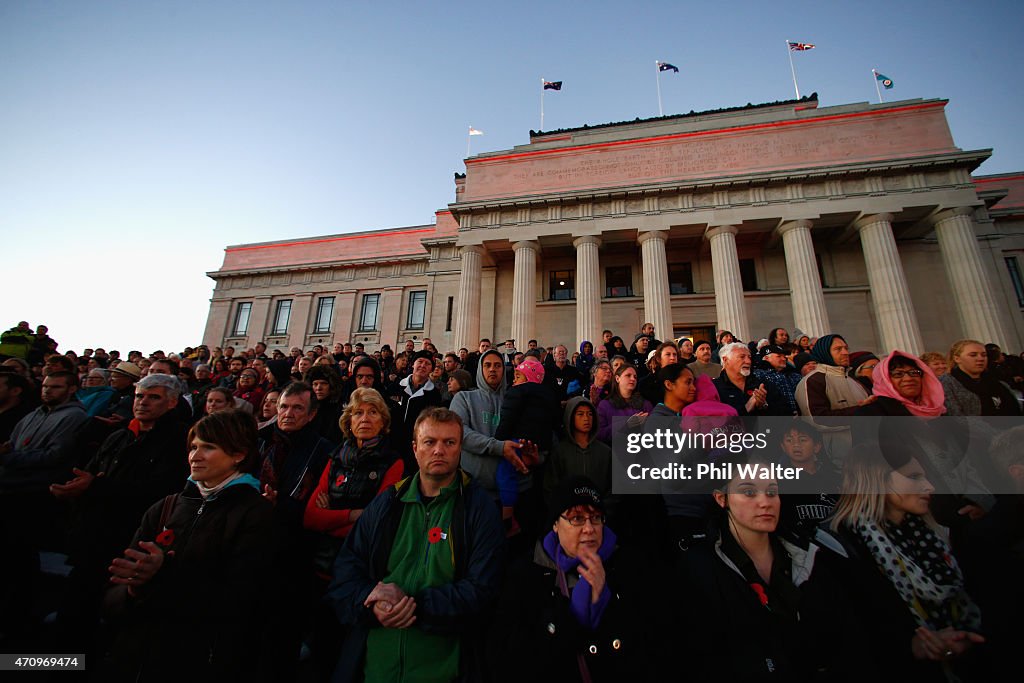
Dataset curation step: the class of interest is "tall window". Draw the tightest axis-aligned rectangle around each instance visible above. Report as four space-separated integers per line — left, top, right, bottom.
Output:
407 291 427 329
549 270 575 300
314 296 335 334
739 258 758 291
1006 257 1024 307
816 253 828 288
359 293 380 332
271 299 292 336
668 262 694 294
445 296 453 332
232 302 252 336
605 266 633 297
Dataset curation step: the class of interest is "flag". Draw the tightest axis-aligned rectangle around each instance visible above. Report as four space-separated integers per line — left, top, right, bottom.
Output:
468 127 483 135
874 71 894 89
543 80 562 91
657 61 679 73
788 41 815 51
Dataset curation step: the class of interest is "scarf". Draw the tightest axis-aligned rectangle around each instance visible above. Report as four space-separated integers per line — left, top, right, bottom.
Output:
809 334 843 366
190 471 261 499
542 527 617 630
337 435 383 468
854 514 981 631
871 352 947 418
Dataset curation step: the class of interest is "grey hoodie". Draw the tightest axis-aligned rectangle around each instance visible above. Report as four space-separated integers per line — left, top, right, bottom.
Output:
450 349 507 494
2 397 89 492
544 396 612 499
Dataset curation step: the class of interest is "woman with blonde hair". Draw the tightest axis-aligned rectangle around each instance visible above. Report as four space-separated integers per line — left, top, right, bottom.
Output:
939 339 1020 416
802 443 986 680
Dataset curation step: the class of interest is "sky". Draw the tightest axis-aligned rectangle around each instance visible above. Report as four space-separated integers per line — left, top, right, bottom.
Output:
2 0 1022 355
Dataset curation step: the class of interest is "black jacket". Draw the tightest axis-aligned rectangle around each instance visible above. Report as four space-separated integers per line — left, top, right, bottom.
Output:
493 381 560 452
72 413 189 566
102 480 284 681
713 371 789 416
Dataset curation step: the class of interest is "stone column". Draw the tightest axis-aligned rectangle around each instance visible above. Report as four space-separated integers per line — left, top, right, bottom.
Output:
246 295 273 347
778 220 831 337
705 225 751 342
933 208 1011 349
332 290 358 344
855 213 924 354
287 293 314 351
453 246 484 351
573 235 603 348
511 241 540 347
637 231 673 342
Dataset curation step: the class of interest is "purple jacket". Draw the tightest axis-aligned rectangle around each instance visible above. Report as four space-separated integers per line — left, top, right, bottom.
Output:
596 397 653 444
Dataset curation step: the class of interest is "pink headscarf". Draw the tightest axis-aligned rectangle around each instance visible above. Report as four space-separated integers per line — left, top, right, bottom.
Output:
871 350 947 418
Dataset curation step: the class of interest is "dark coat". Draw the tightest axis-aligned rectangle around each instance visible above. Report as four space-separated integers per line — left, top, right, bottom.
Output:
713 371 790 416
493 381 560 452
488 540 653 682
102 480 284 682
327 472 504 683
72 413 189 566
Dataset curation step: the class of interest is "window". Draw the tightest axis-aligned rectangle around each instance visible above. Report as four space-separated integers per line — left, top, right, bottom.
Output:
445 296 453 332
271 300 292 336
314 296 335 334
816 253 828 288
605 266 633 297
407 291 427 329
1007 257 1024 307
359 294 380 332
549 270 575 300
232 302 252 336
668 262 694 295
739 258 758 291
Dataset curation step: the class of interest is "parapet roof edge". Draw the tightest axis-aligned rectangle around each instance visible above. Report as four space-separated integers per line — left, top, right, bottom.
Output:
223 223 436 251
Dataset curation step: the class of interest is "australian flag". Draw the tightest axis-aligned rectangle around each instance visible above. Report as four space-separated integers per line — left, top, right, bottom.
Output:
543 80 562 91
788 41 815 51
657 61 679 73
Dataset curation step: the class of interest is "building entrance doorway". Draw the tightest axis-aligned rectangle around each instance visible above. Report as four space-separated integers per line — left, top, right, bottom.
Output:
672 324 716 345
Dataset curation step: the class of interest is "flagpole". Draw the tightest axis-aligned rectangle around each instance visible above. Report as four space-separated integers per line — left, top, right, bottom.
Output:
467 129 472 157
872 70 883 104
786 40 800 99
655 61 663 116
540 77 545 131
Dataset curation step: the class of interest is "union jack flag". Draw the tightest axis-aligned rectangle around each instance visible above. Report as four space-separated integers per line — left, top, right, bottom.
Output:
788 41 815 51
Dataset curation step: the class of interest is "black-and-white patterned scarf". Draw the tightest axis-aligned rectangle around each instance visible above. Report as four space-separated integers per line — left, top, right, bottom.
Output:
854 514 981 631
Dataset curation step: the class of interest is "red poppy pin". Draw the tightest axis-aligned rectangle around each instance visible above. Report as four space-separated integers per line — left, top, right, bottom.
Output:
156 528 175 548
428 526 447 544
335 473 347 487
746 389 755 396
750 583 769 607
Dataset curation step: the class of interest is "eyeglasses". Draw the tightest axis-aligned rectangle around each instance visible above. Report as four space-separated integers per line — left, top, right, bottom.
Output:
560 513 604 527
890 369 924 379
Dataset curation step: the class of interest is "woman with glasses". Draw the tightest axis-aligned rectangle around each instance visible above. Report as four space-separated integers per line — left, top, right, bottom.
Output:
232 368 265 410
488 476 647 681
671 454 817 679
858 352 995 536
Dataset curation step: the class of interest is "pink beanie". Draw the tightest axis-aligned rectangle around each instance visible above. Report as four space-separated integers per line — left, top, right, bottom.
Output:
515 358 545 384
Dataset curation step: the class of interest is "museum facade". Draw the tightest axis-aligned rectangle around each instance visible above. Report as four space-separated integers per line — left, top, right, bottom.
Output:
202 95 1024 355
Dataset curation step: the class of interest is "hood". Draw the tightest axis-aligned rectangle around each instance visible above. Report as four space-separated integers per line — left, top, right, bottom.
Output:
562 395 598 438
474 349 507 399
810 334 843 366
578 340 593 356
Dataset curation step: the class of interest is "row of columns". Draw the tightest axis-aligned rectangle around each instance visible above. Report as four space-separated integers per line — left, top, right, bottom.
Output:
453 207 1009 354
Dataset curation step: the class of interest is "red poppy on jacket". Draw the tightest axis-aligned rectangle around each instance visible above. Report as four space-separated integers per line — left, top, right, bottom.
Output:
428 526 443 544
335 473 346 487
156 528 175 547
750 582 769 607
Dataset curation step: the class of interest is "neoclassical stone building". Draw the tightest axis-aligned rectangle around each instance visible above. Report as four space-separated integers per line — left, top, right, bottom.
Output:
203 95 1024 355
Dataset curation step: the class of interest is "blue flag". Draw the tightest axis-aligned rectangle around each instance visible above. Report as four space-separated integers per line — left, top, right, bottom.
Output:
875 72 894 89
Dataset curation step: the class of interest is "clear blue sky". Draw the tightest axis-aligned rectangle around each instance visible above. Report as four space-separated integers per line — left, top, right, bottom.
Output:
3 0 1022 354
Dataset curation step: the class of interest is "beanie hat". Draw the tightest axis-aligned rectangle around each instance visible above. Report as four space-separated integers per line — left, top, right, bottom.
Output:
548 476 604 526
793 352 816 373
411 350 436 369
848 351 879 374
515 358 545 384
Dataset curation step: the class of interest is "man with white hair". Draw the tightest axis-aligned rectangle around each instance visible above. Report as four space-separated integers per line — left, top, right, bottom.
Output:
712 342 787 416
51 372 189 646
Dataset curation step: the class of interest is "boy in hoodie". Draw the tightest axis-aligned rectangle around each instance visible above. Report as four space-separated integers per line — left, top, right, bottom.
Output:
544 396 611 503
494 358 558 534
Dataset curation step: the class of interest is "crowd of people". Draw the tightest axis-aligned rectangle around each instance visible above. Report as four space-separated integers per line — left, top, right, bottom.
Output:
0 318 1022 681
